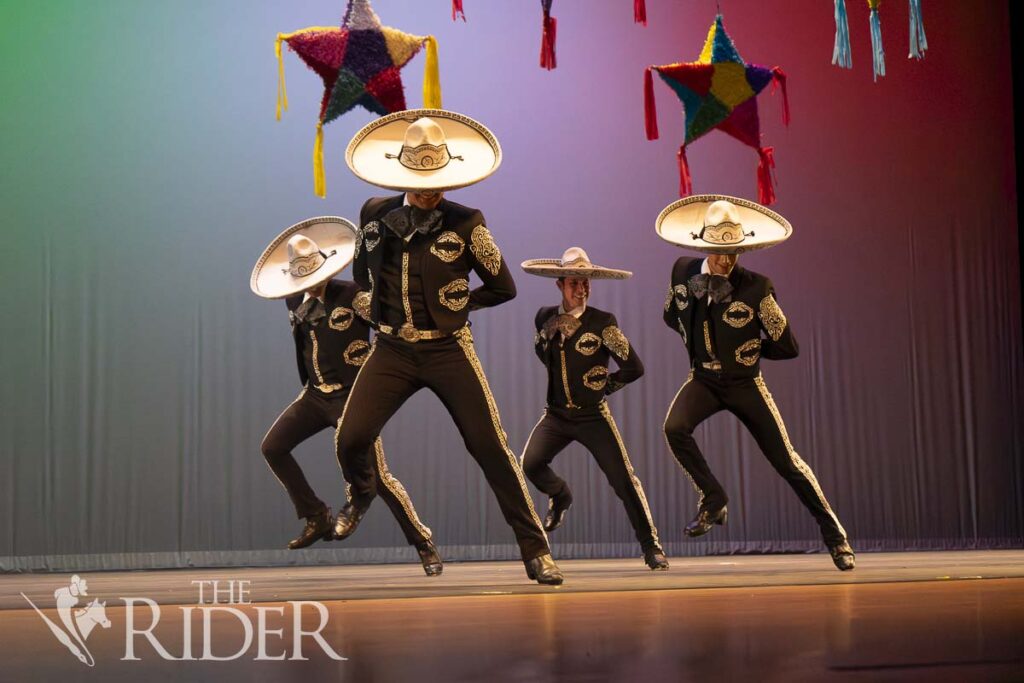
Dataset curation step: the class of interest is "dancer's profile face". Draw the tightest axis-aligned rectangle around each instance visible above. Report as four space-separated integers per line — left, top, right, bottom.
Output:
406 191 444 210
557 277 590 310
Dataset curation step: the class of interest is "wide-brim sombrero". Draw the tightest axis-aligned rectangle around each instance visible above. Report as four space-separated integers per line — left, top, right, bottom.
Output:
346 108 501 192
656 194 792 254
250 216 358 299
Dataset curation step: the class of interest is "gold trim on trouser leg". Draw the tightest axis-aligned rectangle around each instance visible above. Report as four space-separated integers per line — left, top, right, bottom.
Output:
753 374 847 539
598 402 662 549
519 413 547 468
334 340 379 491
454 328 549 545
373 437 432 540
663 370 705 507
262 387 309 498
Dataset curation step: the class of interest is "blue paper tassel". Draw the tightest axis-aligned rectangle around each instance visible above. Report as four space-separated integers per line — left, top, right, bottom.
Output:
908 0 928 59
869 7 885 81
832 0 852 68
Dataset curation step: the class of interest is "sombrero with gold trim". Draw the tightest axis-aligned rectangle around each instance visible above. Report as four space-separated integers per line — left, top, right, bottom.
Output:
346 108 501 192
521 247 632 280
251 216 358 299
656 194 791 255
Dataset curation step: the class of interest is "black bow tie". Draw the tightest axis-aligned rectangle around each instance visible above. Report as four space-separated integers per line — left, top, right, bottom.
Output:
688 273 734 304
292 297 326 326
381 206 444 239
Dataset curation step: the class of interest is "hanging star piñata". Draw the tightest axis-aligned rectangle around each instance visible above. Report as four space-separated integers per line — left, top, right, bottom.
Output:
275 0 442 197
644 14 789 205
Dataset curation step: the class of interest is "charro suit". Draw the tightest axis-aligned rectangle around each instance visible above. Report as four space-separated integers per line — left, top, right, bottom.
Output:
661 257 848 546
334 195 551 562
521 305 662 552
261 279 432 546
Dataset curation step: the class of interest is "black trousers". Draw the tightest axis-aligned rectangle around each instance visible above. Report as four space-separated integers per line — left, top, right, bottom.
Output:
335 328 550 561
663 370 848 545
261 387 432 546
522 403 662 552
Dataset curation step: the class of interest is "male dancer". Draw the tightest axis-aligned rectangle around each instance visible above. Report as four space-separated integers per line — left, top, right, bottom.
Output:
520 248 669 570
336 111 562 585
251 217 442 575
658 196 855 570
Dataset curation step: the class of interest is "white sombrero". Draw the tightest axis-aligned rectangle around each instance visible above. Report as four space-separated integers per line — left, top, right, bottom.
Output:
250 216 358 299
521 247 632 280
656 195 792 255
346 109 501 192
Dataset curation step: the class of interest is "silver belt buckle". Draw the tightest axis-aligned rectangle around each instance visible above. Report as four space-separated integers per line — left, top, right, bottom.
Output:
701 360 722 372
398 323 421 343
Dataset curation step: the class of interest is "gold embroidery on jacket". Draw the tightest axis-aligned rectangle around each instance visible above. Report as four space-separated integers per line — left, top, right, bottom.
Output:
439 279 470 311
601 326 630 360
352 291 371 321
343 340 371 366
470 225 502 276
735 338 761 366
560 349 577 408
309 330 343 393
582 365 609 391
723 301 754 328
759 295 787 341
329 307 354 331
430 230 465 263
574 332 601 356
703 320 716 358
673 283 689 310
664 286 673 312
363 221 381 252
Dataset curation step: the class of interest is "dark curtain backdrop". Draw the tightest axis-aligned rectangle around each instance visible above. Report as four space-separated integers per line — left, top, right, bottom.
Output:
1 1 1020 571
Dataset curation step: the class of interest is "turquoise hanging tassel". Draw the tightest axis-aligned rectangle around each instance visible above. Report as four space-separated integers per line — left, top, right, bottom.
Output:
908 0 927 59
869 2 885 81
832 0 852 68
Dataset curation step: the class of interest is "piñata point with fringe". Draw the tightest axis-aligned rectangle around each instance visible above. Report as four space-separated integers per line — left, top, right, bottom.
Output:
275 0 442 197
643 14 789 204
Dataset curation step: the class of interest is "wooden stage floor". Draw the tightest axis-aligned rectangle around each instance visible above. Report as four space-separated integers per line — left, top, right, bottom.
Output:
1 550 1022 682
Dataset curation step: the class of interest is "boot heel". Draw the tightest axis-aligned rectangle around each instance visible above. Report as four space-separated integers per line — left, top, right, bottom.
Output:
524 562 537 580
716 509 728 525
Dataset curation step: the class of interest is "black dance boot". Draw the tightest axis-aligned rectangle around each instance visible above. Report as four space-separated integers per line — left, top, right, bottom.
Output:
288 508 334 550
333 502 369 541
683 506 728 538
524 553 564 585
543 492 573 532
643 545 670 571
827 540 856 571
416 539 444 577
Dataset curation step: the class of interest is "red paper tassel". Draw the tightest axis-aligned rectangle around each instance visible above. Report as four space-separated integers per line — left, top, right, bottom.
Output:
644 67 659 140
451 0 466 21
757 147 777 205
634 0 647 25
677 145 693 197
540 11 557 69
771 67 790 127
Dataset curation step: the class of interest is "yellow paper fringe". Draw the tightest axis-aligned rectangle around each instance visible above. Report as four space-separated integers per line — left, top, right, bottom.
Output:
313 122 326 198
423 36 442 109
275 34 289 120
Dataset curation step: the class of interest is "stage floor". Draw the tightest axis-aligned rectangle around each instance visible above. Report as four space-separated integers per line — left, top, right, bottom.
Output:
2 550 1022 681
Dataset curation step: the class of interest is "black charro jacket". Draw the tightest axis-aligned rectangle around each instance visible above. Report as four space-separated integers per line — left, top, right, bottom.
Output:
351 194 516 334
285 279 372 393
663 257 798 377
534 305 644 409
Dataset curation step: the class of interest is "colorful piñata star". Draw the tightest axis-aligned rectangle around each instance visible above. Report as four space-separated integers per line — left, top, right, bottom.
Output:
275 0 442 197
644 14 788 205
